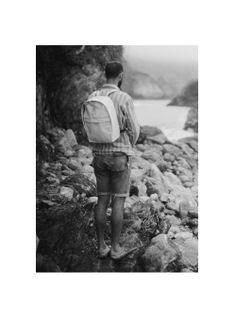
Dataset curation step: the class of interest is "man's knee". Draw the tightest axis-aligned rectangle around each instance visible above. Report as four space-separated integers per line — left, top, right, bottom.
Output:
97 194 110 208
112 196 125 208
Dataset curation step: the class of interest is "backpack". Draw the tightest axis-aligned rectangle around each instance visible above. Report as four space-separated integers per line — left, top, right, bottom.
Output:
81 89 120 143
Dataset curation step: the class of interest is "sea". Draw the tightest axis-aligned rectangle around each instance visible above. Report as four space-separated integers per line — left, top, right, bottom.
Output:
133 99 195 141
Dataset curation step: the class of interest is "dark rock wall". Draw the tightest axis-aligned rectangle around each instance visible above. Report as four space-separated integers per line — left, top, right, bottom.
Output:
36 45 123 140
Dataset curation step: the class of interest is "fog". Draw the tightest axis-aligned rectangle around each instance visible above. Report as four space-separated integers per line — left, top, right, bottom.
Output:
124 46 198 64
123 46 198 95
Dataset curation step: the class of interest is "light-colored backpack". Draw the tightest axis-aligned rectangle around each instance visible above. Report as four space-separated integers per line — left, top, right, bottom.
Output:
82 89 120 143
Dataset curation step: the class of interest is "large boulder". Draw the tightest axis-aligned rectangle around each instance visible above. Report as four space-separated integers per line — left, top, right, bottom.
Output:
141 234 182 272
173 234 198 268
138 126 163 144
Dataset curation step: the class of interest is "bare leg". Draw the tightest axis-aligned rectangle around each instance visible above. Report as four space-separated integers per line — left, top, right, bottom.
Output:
94 195 110 253
111 196 125 252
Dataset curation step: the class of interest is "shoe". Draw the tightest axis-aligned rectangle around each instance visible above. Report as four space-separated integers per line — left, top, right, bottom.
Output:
98 245 110 259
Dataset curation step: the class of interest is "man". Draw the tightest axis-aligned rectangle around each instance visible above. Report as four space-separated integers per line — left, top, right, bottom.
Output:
88 61 140 260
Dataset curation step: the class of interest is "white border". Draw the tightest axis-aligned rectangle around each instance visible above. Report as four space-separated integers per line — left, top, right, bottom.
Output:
1 1 236 319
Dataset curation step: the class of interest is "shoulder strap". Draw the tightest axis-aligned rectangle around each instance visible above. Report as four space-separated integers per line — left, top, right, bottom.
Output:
106 89 118 96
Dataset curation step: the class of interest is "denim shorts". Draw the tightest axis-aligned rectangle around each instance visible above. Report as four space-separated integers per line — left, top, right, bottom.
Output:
93 152 131 198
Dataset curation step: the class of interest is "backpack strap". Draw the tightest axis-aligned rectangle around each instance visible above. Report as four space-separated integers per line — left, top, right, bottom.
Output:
106 89 118 96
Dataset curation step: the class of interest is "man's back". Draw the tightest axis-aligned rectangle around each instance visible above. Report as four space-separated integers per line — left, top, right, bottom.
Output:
89 83 140 156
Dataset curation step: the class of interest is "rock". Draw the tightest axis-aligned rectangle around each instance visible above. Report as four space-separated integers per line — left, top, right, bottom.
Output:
192 227 198 236
164 152 175 162
188 207 198 218
131 168 146 181
46 176 60 184
76 146 93 164
179 199 190 219
124 195 139 209
47 127 66 144
160 193 169 203
80 164 94 174
165 215 181 226
66 158 82 171
166 201 179 212
168 225 181 237
58 129 78 154
131 155 151 171
61 169 75 176
150 193 158 201
164 172 182 188
133 181 147 197
179 174 191 183
60 186 74 200
164 209 176 216
163 144 182 157
174 231 193 241
41 200 57 207
141 234 182 272
142 126 163 136
121 232 143 251
177 158 191 169
64 149 75 157
173 236 198 268
136 144 147 152
183 181 193 188
177 142 194 157
146 133 168 145
189 218 198 227
140 196 150 203
147 164 168 197
87 196 98 204
141 150 163 163
182 139 198 152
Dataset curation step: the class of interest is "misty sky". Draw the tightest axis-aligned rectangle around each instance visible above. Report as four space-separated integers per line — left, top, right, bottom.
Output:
124 46 198 63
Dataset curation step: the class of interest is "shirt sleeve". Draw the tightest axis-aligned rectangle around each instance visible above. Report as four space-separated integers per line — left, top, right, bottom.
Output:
123 97 140 145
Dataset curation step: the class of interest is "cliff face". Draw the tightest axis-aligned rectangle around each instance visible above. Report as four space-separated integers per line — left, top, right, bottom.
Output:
168 80 198 133
36 46 123 140
123 69 164 99
168 80 198 107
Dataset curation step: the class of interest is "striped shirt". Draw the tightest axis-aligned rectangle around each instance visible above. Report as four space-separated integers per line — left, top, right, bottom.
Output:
88 84 140 156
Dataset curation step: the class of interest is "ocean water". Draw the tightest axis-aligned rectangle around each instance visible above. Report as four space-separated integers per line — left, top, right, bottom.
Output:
133 99 194 141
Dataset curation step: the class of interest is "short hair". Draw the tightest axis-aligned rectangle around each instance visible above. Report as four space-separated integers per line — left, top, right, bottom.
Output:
105 61 123 79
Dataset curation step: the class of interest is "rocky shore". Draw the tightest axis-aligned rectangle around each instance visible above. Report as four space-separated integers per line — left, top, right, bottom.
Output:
36 126 198 272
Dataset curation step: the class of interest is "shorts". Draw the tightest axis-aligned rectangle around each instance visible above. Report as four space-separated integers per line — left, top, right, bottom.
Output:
93 152 131 198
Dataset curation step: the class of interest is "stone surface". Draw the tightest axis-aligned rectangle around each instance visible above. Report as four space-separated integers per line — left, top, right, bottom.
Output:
173 236 198 268
141 150 163 163
60 186 74 200
141 234 182 272
58 129 78 154
179 199 191 219
146 133 168 145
